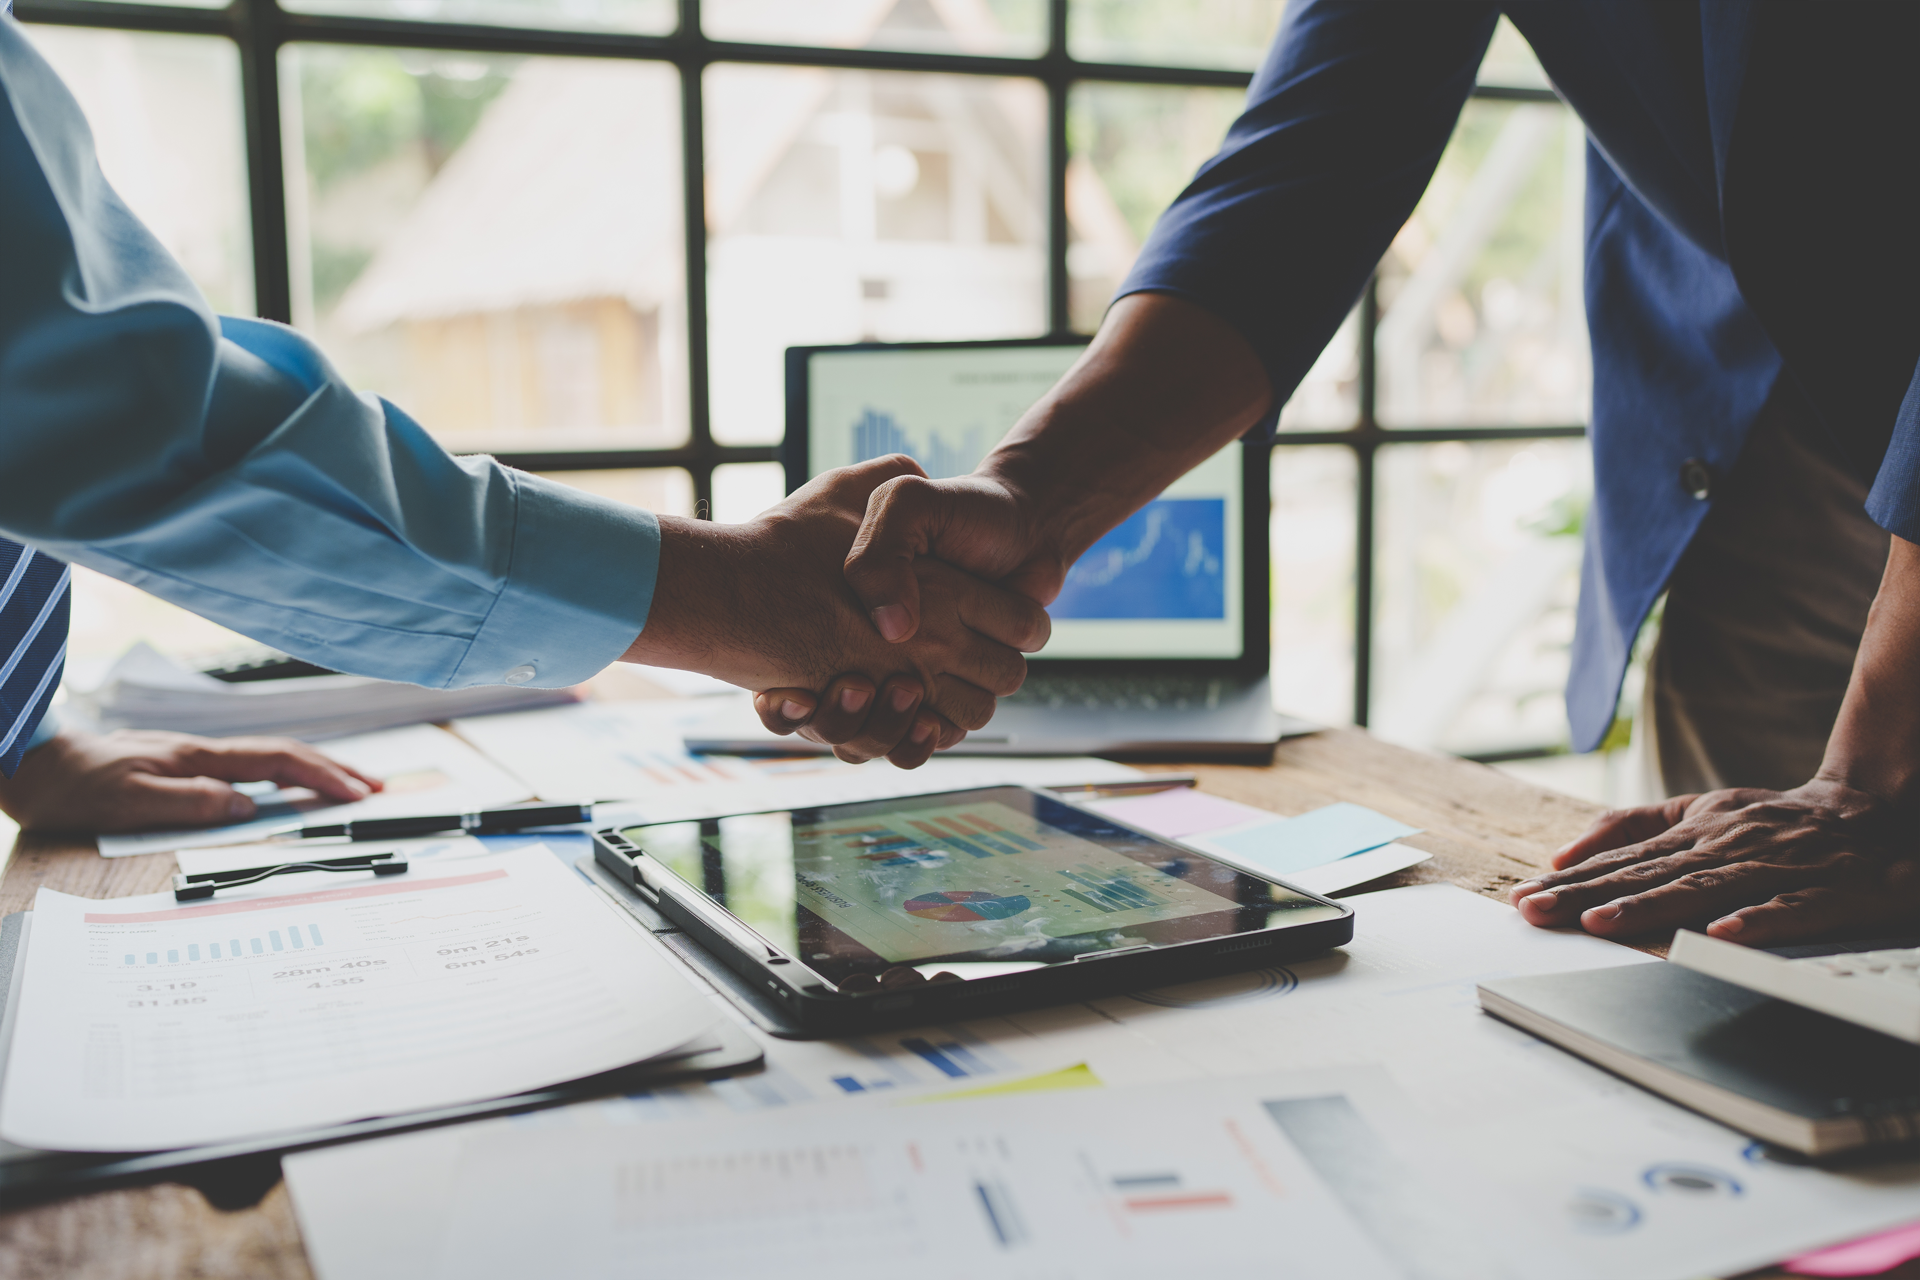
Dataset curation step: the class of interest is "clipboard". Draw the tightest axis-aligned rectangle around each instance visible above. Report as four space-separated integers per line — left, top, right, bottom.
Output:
0 907 764 1207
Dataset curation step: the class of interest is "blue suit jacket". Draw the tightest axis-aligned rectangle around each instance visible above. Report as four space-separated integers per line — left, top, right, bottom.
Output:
1123 0 1920 752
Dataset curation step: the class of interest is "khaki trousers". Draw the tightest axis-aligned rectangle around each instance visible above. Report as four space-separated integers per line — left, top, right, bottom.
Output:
1641 385 1891 797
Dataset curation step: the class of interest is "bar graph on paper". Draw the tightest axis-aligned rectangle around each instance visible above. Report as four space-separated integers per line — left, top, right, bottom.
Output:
123 922 326 965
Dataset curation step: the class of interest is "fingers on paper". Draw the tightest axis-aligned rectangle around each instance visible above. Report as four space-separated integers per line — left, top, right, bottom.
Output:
109 773 257 831
173 737 378 803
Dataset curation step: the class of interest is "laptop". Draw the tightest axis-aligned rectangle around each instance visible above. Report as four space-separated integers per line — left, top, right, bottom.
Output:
684 337 1314 761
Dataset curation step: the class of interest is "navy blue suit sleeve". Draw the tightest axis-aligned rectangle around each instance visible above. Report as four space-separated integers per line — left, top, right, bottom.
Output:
1119 0 1498 429
1866 357 1920 543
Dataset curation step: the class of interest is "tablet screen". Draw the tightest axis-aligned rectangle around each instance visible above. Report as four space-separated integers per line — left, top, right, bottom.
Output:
621 786 1344 987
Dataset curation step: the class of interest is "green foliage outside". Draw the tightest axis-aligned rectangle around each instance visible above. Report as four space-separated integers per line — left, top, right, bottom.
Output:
1068 0 1286 70
1069 83 1246 245
293 46 517 312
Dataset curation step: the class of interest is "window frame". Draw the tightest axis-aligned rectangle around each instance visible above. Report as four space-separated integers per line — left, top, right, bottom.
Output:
12 0 1588 735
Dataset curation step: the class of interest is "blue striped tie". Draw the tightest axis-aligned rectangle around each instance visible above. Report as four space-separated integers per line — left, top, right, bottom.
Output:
0 538 70 777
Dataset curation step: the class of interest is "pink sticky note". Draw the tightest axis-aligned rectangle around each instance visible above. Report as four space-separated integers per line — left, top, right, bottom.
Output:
1785 1221 1920 1276
1088 789 1279 840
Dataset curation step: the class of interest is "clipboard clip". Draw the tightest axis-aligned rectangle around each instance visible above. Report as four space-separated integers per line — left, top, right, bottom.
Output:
172 851 410 902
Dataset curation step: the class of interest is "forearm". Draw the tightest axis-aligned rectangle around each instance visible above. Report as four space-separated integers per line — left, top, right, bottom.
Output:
977 293 1273 564
1814 534 1920 808
45 329 656 691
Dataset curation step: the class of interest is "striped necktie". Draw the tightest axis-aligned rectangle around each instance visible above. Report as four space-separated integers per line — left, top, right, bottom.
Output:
0 538 69 777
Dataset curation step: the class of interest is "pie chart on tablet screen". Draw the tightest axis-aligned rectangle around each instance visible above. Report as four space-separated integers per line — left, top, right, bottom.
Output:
903 890 1031 922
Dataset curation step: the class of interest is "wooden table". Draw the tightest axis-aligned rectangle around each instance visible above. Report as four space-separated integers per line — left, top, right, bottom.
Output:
0 727 1827 1280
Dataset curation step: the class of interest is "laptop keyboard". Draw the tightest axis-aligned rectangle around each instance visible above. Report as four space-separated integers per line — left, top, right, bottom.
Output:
1002 674 1233 711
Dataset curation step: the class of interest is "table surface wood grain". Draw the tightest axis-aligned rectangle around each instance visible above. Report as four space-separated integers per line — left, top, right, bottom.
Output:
0 724 1810 1280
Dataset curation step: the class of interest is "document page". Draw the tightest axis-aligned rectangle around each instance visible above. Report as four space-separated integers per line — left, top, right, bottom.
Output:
0 848 717 1151
367 1071 1407 1280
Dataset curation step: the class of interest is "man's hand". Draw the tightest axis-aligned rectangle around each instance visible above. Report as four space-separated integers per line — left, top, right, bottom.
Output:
0 729 382 834
771 293 1272 765
841 292 1274 643
1509 781 1920 943
625 455 1050 764
1510 534 1920 945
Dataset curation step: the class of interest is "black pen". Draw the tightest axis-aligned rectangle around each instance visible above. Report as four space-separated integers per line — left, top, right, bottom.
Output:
1044 774 1198 797
268 801 594 842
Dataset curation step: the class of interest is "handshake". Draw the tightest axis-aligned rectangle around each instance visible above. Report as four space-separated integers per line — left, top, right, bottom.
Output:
622 453 1068 769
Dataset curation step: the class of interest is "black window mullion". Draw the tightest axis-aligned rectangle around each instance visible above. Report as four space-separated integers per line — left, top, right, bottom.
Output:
235 0 291 323
678 0 713 516
1351 273 1379 728
1044 0 1069 336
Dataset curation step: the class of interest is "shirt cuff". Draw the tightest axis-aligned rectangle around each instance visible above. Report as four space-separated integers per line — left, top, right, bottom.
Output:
445 472 660 689
1867 354 1920 543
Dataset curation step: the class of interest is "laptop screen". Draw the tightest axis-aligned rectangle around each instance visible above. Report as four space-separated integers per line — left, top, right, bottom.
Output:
798 342 1245 662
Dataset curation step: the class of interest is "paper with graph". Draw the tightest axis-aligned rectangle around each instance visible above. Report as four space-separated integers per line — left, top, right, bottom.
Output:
0 848 716 1151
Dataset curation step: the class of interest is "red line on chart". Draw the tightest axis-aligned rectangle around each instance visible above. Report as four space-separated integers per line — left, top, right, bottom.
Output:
84 869 510 923
1124 1192 1234 1212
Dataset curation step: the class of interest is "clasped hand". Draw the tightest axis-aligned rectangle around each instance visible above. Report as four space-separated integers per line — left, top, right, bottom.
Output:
630 455 1050 768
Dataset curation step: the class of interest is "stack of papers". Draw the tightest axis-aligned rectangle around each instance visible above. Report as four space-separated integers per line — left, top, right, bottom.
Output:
0 847 719 1152
70 643 580 741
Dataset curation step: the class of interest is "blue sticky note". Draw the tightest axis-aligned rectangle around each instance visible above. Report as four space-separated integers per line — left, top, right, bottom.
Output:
1204 803 1421 875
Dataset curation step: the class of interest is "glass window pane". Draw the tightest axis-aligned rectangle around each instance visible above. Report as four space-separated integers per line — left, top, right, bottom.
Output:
1070 0 1285 70
284 47 688 455
1478 15 1552 91
1375 100 1588 427
711 462 787 523
1370 440 1591 757
22 26 252 312
280 0 673 35
1271 445 1355 727
705 66 1047 446
704 0 1044 57
1066 81 1242 332
1277 307 1360 431
1068 81 1356 427
532 468 694 518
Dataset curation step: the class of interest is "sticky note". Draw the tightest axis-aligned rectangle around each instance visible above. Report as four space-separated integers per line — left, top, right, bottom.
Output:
1785 1222 1920 1276
1198 802 1421 876
1087 789 1278 840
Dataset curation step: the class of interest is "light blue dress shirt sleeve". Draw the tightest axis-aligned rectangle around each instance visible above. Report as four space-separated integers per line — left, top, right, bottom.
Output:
0 17 658 690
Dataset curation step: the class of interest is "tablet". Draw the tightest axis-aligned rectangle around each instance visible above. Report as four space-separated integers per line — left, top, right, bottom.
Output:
593 786 1354 1031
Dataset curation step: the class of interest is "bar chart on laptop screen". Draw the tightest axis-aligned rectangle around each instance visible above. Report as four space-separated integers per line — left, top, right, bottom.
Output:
809 345 1242 658
809 347 1083 477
